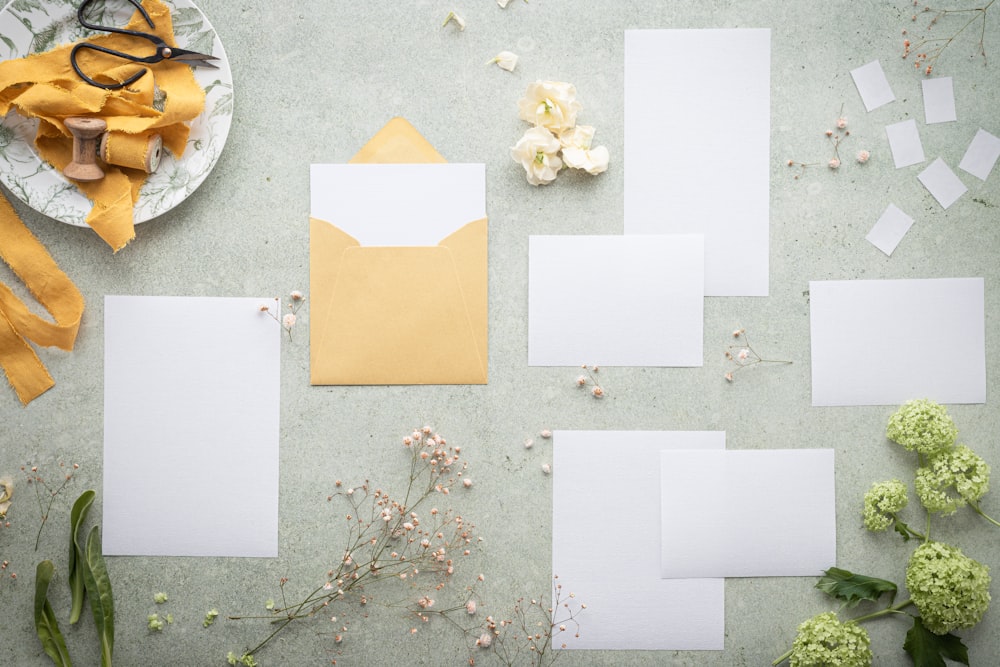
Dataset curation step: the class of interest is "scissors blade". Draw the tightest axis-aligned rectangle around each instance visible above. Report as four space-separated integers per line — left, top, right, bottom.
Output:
164 47 220 70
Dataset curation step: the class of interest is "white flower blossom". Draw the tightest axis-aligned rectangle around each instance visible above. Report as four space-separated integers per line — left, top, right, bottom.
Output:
517 81 582 133
510 126 563 186
489 51 518 72
558 125 610 175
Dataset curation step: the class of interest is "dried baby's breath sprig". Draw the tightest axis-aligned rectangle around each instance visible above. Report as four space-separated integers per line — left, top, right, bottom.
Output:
229 427 479 663
902 0 995 74
258 291 306 341
724 329 792 382
787 105 870 179
21 460 79 550
574 365 605 398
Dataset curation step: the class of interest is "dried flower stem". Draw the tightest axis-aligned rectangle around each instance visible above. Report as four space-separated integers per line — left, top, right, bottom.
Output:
725 329 792 382
903 0 995 73
23 462 77 551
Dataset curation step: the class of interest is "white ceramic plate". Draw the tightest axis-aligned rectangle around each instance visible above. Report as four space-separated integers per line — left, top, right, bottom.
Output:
0 0 233 225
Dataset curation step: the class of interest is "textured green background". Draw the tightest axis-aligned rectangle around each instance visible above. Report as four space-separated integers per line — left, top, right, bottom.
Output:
1 0 998 665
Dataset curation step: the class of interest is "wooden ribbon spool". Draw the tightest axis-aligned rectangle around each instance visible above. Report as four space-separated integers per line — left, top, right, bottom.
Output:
63 117 107 182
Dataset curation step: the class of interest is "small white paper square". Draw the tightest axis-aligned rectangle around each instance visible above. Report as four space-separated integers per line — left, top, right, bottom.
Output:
866 203 915 256
660 449 836 578
554 431 725 650
528 235 704 367
104 296 281 557
958 128 1000 181
918 158 968 209
851 60 895 111
810 278 986 406
886 119 925 168
922 77 956 124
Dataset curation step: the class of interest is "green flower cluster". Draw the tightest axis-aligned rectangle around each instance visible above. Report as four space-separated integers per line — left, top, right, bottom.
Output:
789 612 873 667
862 479 908 532
914 445 991 515
905 541 991 635
886 399 958 456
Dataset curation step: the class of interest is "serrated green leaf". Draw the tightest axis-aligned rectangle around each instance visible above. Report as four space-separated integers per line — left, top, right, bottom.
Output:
34 560 72 667
815 567 897 608
82 526 114 667
903 616 970 667
68 490 96 624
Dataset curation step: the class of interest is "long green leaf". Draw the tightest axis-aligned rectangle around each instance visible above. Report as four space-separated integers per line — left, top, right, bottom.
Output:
34 560 72 667
815 567 897 608
903 616 970 667
68 490 96 624
82 526 115 667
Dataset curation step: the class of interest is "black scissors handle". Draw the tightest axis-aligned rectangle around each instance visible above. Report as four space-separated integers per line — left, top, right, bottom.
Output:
71 0 218 91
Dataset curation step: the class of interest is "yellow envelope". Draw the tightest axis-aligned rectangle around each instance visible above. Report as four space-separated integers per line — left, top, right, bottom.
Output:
309 118 488 385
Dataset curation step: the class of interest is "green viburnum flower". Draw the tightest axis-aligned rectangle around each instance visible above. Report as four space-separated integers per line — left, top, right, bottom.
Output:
914 445 990 515
885 399 958 456
862 479 908 532
905 541 991 635
789 611 873 667
154 591 169 604
148 613 164 631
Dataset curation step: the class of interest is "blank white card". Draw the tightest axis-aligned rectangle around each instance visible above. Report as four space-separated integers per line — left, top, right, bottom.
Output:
624 28 770 296
104 296 280 557
810 279 986 406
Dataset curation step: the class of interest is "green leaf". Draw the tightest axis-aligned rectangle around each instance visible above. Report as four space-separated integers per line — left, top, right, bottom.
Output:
815 567 897 608
34 560 73 667
82 526 115 667
903 616 970 667
893 519 913 542
68 490 96 624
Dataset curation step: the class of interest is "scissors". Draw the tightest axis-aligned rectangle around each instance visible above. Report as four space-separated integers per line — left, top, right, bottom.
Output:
70 0 219 90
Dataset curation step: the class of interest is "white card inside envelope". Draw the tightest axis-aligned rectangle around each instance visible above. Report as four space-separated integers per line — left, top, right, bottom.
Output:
103 296 280 557
554 431 725 650
809 278 986 406
660 449 836 578
851 60 895 111
310 164 486 246
528 234 704 367
624 28 770 297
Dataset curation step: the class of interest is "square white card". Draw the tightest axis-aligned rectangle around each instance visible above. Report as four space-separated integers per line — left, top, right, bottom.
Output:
866 203 915 256
918 158 968 209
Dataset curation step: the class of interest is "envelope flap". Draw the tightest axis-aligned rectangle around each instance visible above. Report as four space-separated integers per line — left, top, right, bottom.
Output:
309 216 360 360
349 117 447 164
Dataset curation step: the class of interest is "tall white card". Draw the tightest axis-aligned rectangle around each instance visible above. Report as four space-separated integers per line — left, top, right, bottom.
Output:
103 296 281 557
809 279 986 406
624 28 770 296
553 431 725 650
660 449 836 578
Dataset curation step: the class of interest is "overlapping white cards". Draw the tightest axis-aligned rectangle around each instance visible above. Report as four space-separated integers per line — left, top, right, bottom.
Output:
528 235 704 367
809 278 986 406
553 431 725 650
624 28 770 296
660 449 836 578
103 296 280 557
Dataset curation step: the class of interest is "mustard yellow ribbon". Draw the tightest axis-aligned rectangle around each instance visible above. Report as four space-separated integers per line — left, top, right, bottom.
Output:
0 192 84 405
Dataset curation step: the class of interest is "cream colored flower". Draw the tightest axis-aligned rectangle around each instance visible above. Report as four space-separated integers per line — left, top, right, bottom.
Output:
510 126 563 186
442 11 466 31
517 81 582 133
497 0 512 7
0 476 12 517
559 125 610 175
488 51 518 72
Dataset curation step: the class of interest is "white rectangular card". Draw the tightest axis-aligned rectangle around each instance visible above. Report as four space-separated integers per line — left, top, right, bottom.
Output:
528 235 704 367
851 60 895 111
553 431 725 650
918 158 968 209
866 203 915 256
958 128 1000 181
922 77 956 124
624 28 770 296
886 119 925 168
103 296 281 557
660 449 836 578
809 279 986 406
